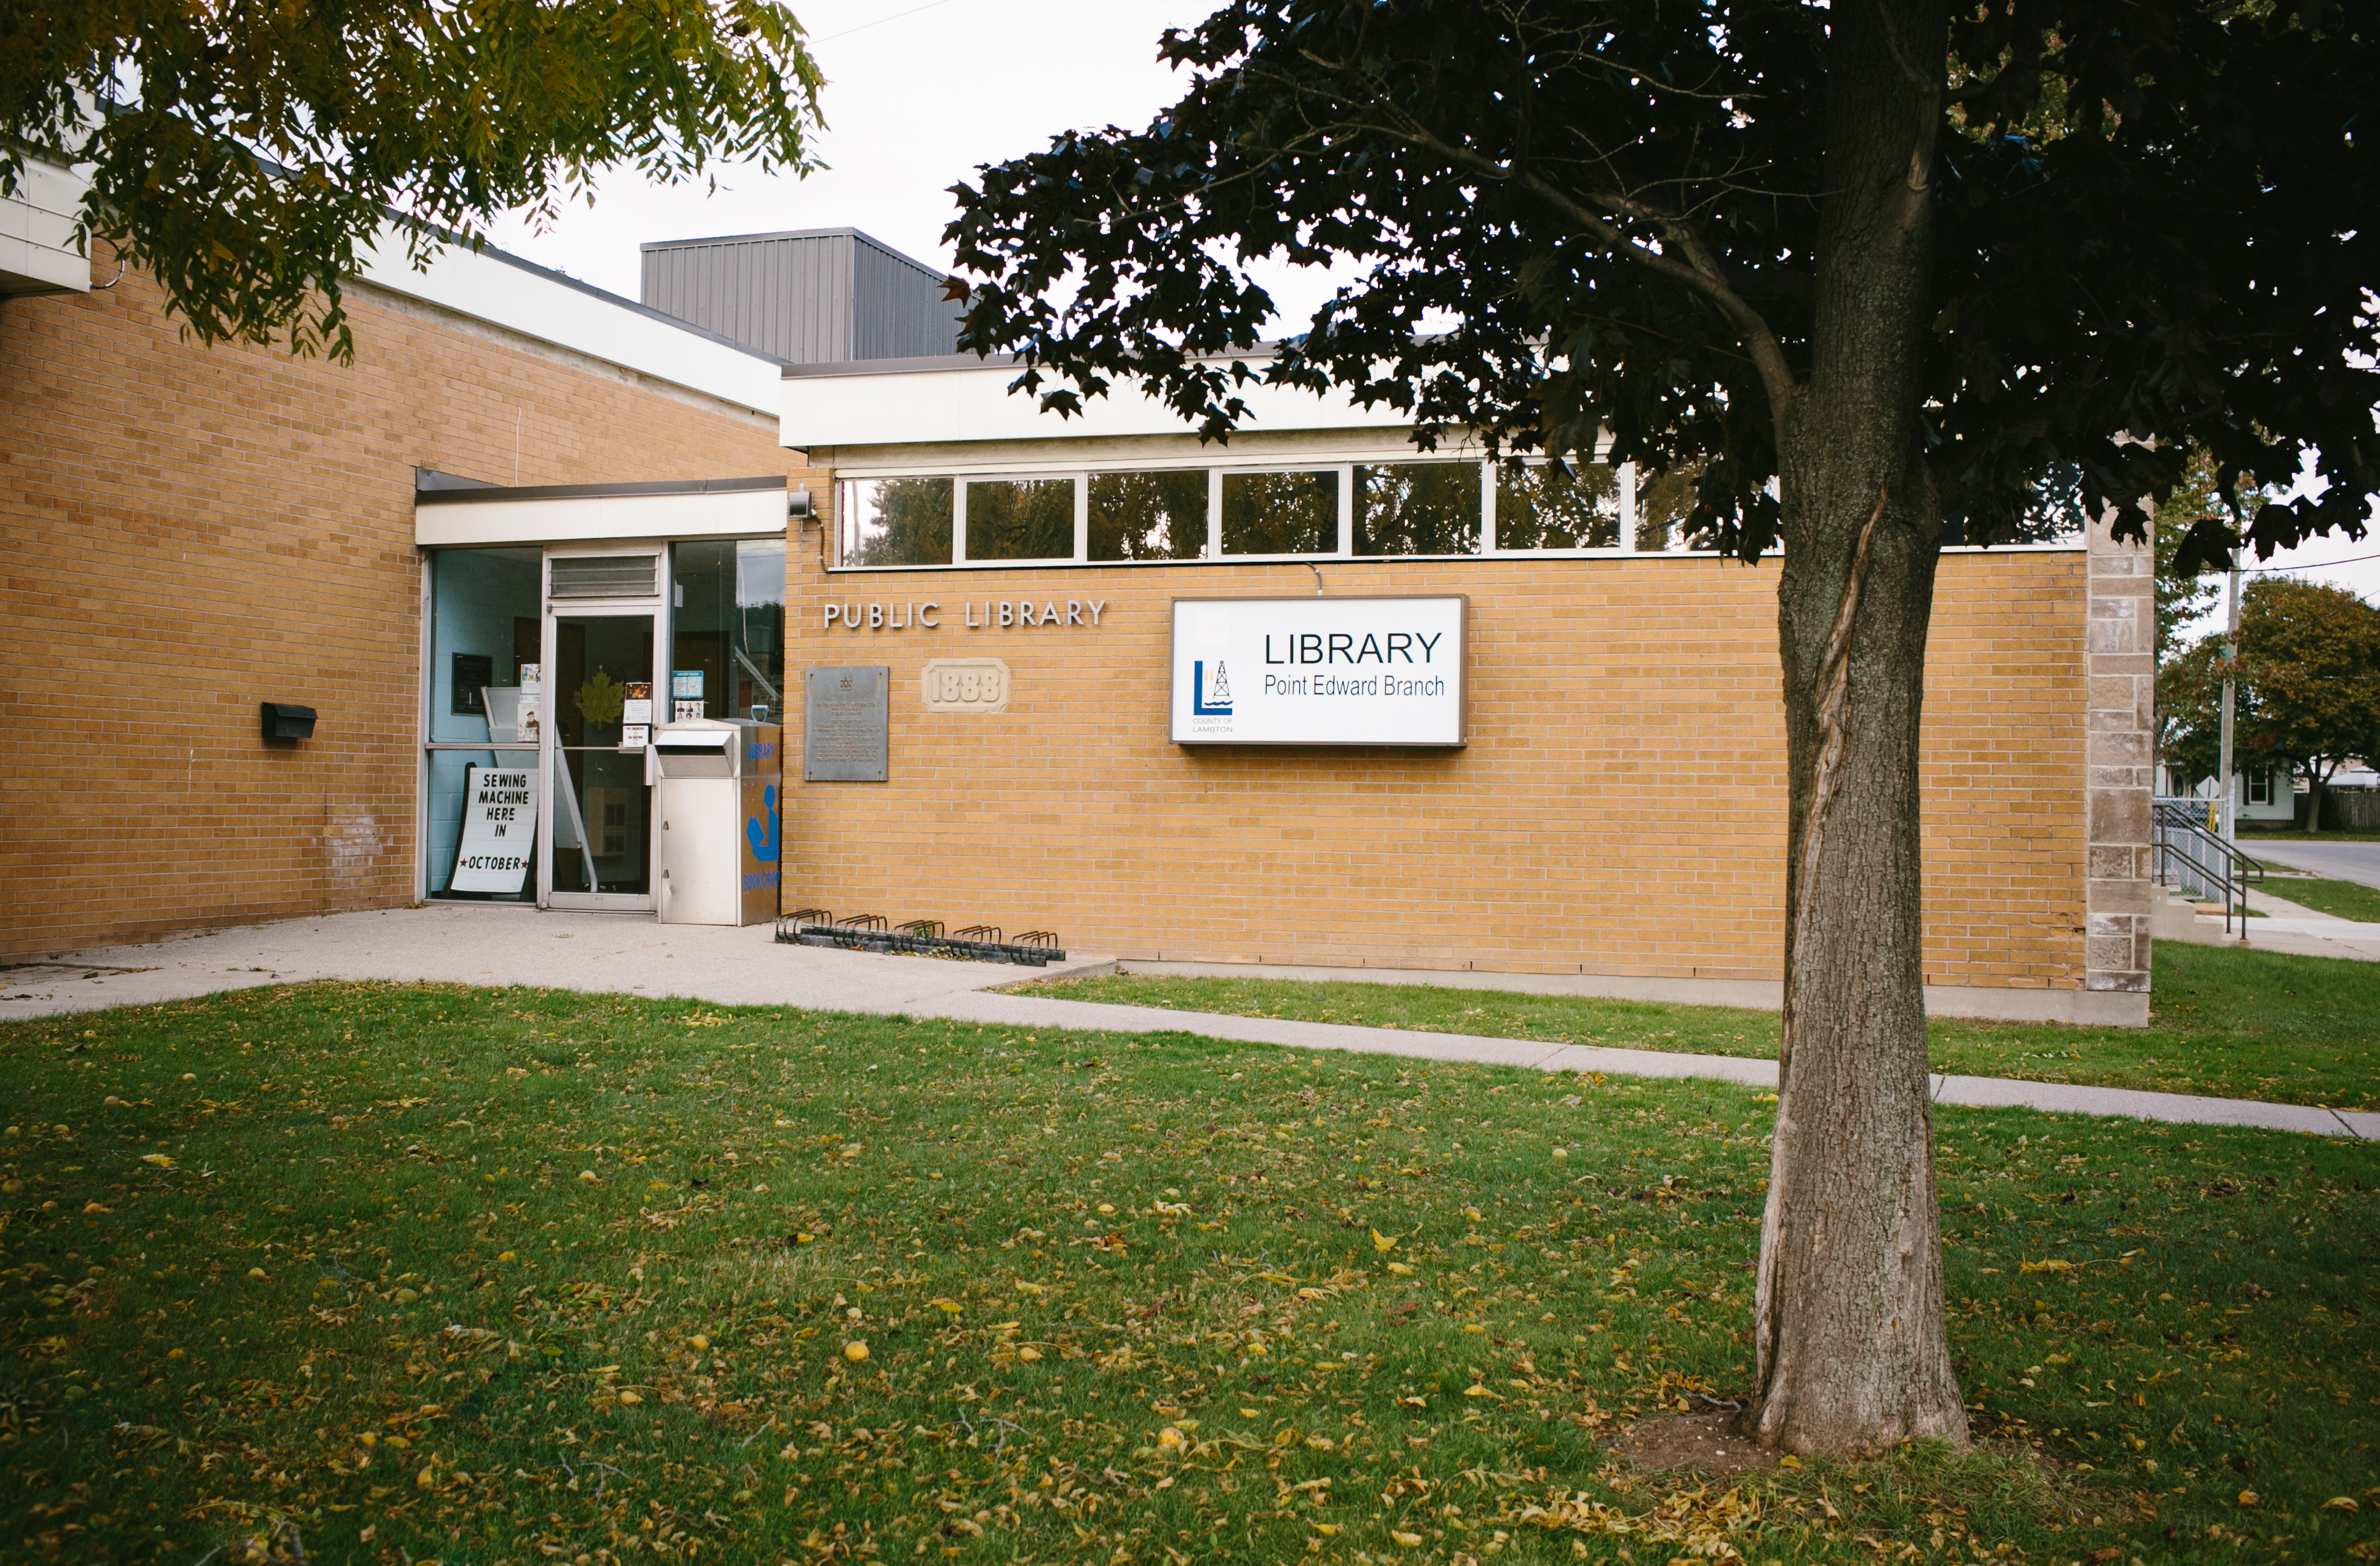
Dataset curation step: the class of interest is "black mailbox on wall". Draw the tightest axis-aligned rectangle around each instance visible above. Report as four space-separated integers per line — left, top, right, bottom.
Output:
261 702 318 741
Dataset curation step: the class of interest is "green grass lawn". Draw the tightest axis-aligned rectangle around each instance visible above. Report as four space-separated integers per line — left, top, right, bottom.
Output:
1 986 2375 1565
2255 876 2380 923
1029 943 2380 1110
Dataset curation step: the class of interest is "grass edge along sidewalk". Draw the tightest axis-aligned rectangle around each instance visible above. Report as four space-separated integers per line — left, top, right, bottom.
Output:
1022 942 2380 1115
1 980 2374 1565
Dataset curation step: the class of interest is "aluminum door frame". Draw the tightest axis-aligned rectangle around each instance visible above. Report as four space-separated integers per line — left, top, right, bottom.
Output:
539 543 670 912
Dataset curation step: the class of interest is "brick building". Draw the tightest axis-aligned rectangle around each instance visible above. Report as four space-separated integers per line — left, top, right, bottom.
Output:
0 188 2155 1022
1 170 817 958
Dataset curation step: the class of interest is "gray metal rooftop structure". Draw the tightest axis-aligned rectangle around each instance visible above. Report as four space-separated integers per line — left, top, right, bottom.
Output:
639 227 960 365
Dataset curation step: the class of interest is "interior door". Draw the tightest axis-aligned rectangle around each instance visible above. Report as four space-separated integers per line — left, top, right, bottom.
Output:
545 609 657 909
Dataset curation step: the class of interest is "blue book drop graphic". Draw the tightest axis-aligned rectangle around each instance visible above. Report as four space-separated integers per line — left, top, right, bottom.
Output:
746 785 780 861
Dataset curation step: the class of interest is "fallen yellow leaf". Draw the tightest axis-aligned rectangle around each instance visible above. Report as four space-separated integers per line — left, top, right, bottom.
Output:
2321 1497 2359 1513
844 1340 869 1362
1371 1229 1399 1253
931 1298 963 1315
1391 1530 1423 1547
1386 1261 1415 1275
140 1153 175 1168
617 1390 643 1406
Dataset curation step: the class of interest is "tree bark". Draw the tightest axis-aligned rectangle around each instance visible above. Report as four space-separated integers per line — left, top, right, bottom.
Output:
1740 0 1971 1455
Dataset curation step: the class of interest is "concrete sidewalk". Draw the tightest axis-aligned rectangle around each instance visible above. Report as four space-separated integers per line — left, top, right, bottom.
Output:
4 905 2374 1142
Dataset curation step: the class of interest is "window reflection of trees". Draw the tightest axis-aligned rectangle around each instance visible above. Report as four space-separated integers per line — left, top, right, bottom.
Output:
844 477 953 566
1222 470 1338 556
966 478 1075 561
1633 461 1719 552
1090 470 1207 560
1496 462 1621 550
1357 463 1481 555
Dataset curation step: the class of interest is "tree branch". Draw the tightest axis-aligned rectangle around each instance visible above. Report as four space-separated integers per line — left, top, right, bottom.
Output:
1379 114 1801 417
1259 55 1801 421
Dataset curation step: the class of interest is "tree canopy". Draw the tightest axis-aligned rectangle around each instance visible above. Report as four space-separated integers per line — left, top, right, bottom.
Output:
946 0 2376 571
2161 578 2380 820
0 0 824 359
2239 579 2380 820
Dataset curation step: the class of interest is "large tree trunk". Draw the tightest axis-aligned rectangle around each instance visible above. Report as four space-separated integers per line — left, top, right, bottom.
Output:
1740 0 1971 1455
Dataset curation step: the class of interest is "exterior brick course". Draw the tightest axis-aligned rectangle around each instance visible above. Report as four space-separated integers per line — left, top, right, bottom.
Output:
781 541 2098 991
0 253 796 959
0 247 2140 1006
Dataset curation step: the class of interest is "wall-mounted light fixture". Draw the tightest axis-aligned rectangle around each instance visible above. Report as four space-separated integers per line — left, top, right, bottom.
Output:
788 486 815 523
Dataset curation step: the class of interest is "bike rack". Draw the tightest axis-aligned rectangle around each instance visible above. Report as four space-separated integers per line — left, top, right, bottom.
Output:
773 911 1065 967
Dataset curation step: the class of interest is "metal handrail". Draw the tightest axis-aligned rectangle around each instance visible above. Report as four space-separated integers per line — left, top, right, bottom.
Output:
2151 797 2264 936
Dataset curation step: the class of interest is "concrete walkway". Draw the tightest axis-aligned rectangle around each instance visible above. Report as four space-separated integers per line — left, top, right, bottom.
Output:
4 906 2374 1142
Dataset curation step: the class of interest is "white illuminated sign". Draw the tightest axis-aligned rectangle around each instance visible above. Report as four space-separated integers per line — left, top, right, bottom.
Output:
1170 595 1467 746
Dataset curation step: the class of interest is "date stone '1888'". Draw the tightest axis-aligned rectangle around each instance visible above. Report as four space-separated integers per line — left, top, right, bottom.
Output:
803 666 889 782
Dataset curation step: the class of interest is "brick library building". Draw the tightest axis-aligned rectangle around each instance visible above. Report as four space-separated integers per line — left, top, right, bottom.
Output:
0 165 2158 1025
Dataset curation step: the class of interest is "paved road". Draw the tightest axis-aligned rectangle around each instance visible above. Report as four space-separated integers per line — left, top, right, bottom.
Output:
3 906 2373 1141
2247 838 2380 890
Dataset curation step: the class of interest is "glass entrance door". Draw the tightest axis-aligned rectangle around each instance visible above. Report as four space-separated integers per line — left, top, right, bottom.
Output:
546 610 656 909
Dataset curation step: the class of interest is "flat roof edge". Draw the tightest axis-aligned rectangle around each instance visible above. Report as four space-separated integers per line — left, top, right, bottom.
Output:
782 342 1289 380
414 475 788 506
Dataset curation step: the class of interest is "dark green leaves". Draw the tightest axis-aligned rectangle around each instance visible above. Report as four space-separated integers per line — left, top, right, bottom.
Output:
944 0 2376 564
0 0 826 361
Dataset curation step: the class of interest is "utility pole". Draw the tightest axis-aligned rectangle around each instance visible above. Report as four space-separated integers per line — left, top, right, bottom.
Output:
2217 546 2242 844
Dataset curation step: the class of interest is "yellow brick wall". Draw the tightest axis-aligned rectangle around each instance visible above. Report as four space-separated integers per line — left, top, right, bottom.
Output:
0 252 809 959
783 548 2087 989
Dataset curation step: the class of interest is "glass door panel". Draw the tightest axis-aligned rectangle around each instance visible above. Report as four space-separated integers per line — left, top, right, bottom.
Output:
548 611 655 904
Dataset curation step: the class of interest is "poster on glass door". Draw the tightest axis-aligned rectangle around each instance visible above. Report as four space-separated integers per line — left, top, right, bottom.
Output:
451 761 538 893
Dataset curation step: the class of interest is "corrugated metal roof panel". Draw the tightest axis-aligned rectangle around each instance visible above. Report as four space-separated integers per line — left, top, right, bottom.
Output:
638 228 954 365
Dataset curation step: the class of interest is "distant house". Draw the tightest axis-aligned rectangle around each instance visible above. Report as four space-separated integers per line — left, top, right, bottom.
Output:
2158 762 2296 823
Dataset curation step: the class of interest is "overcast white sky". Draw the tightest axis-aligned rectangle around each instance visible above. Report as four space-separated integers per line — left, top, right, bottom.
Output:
481 0 1353 315
479 0 2378 615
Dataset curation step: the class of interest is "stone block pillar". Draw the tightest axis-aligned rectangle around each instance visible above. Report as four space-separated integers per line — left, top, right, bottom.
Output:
2084 510 2156 1021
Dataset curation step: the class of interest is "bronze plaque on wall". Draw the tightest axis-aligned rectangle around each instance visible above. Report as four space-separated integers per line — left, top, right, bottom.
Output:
804 665 889 782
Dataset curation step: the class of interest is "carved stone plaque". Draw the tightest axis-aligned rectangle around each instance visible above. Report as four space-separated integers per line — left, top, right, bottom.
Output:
803 665 888 782
920 658 1011 714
